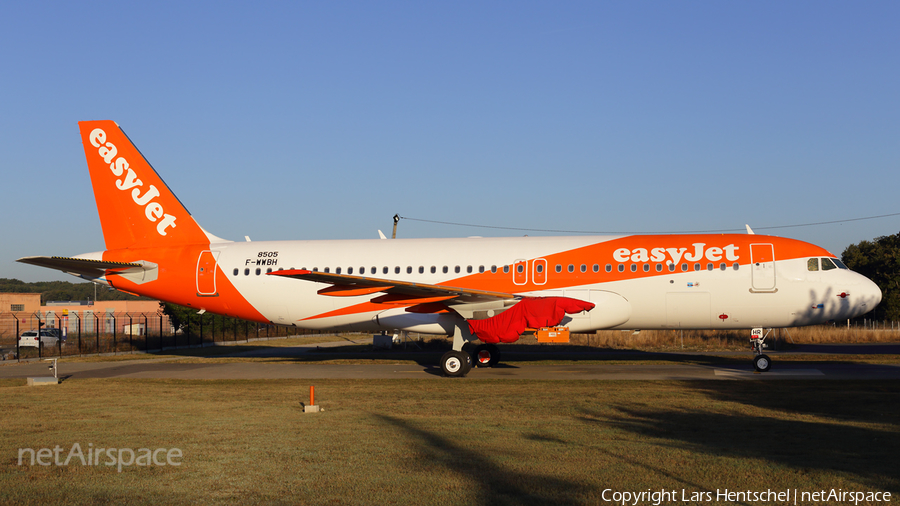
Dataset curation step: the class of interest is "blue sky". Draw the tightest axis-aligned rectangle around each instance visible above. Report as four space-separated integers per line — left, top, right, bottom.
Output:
2 1 898 282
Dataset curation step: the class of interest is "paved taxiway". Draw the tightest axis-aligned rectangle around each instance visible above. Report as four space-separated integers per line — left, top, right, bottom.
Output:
1 359 899 381
2 340 898 381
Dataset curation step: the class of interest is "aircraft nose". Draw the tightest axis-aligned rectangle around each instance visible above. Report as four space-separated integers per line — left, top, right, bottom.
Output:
860 275 882 313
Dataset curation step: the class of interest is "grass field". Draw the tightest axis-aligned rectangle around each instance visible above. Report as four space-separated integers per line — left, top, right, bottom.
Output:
2 378 898 505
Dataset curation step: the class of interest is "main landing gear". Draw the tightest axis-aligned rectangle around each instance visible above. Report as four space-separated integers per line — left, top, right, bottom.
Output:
750 328 772 373
440 350 472 377
473 343 500 368
440 343 502 376
441 322 506 377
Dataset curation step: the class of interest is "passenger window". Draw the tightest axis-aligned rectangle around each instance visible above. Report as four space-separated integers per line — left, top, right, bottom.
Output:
396 266 401 274
720 263 726 271
656 264 662 272
821 258 837 271
707 263 713 271
419 266 424 274
244 268 250 276
256 268 262 275
467 266 473 273
233 268 238 276
503 265 509 274
566 264 573 273
643 264 650 272
630 264 637 272
668 263 675 272
266 268 273 273
443 266 448 274
580 264 586 273
455 266 460 274
407 266 412 274
555 264 562 273
733 263 740 270
430 266 436 274
681 264 688 272
517 264 524 273
371 267 377 274
593 264 599 273
605 264 612 272
383 267 389 274
479 266 485 273
491 265 497 273
808 258 819 271
694 263 700 271
536 263 544 273
618 264 625 273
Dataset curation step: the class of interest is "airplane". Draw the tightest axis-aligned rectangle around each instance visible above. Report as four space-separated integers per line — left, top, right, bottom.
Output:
18 120 883 376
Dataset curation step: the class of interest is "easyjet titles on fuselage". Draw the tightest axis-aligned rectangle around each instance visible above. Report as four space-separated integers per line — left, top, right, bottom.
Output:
613 243 740 265
88 128 177 236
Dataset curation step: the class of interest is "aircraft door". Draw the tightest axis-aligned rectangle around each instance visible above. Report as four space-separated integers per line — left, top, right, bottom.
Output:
750 243 776 291
197 250 220 296
513 259 528 285
533 258 547 285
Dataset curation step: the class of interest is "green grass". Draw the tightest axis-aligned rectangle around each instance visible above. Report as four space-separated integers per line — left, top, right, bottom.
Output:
2 379 898 505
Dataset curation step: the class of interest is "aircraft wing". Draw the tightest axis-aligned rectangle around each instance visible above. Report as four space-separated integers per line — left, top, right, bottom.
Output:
17 256 143 279
268 269 515 305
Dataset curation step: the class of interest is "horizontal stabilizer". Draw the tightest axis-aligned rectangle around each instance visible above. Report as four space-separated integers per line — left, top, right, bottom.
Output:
268 269 515 304
17 256 141 278
17 256 158 284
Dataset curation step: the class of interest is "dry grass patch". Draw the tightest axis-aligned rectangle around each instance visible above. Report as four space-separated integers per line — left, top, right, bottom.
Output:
1 379 898 505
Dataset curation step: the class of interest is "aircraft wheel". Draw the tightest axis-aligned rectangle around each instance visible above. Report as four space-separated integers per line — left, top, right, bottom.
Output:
753 354 772 373
473 344 500 367
441 350 471 377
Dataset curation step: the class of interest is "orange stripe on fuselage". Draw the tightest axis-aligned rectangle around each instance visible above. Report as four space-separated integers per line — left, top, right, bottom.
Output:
438 234 831 294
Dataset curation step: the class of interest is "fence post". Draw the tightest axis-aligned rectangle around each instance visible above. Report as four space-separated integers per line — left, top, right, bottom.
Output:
36 313 42 360
127 314 133 353
56 313 62 357
143 314 149 352
15 314 19 363
77 313 82 357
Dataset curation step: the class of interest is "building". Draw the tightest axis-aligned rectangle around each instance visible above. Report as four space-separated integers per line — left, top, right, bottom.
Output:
1 295 171 339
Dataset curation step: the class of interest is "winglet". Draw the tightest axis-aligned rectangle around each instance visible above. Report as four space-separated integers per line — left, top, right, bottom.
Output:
745 224 755 235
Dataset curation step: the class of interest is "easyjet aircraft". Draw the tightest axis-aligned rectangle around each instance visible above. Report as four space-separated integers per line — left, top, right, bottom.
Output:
19 120 883 376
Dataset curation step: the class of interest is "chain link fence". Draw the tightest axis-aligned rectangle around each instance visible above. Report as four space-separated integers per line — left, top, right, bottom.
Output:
0 311 308 361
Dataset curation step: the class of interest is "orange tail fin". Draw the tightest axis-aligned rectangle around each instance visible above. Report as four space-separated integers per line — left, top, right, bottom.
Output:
79 120 211 250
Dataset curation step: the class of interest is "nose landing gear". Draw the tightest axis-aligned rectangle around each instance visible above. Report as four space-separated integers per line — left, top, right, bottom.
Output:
750 327 772 372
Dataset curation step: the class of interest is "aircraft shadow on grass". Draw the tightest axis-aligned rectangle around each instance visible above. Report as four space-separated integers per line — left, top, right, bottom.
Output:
576 382 900 494
373 413 592 506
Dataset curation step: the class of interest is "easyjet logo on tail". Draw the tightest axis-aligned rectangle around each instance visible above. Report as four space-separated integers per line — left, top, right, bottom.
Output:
613 243 739 264
89 128 177 236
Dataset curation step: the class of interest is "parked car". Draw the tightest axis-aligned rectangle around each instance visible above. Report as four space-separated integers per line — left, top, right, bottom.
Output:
18 330 60 348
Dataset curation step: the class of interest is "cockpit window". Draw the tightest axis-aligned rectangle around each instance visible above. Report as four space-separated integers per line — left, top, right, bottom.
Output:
832 258 849 269
807 258 819 271
821 258 837 271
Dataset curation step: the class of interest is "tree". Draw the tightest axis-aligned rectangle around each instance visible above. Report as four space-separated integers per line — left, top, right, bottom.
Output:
842 232 900 321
